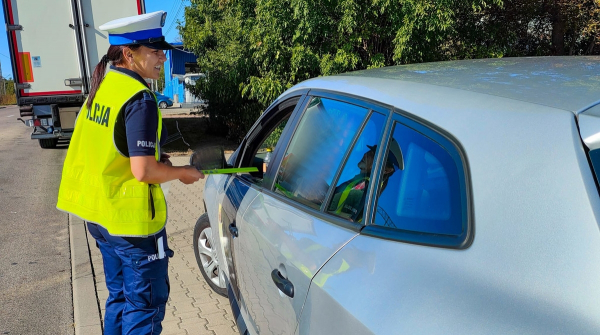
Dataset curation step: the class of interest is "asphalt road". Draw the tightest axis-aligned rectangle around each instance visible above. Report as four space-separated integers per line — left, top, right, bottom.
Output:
0 106 74 334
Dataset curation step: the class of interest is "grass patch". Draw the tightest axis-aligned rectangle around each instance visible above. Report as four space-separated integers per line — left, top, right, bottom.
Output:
162 115 240 156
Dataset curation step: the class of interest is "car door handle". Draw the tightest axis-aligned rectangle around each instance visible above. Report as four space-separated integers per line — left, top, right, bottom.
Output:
271 269 294 298
228 223 239 238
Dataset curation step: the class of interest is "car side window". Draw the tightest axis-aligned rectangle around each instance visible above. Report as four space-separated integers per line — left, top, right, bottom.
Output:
326 112 387 222
373 122 465 236
274 97 370 210
252 116 290 176
240 98 297 185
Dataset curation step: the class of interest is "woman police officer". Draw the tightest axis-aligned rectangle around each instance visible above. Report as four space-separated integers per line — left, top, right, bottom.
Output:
57 11 203 334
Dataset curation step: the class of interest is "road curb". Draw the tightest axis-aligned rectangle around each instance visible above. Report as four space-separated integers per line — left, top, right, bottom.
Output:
69 214 102 334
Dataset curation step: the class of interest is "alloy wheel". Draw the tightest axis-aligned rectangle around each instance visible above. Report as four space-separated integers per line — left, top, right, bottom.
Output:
197 227 226 289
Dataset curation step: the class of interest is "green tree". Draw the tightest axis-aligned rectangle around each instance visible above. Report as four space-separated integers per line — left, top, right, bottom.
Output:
0 77 16 105
181 0 600 140
180 0 262 140
462 0 600 57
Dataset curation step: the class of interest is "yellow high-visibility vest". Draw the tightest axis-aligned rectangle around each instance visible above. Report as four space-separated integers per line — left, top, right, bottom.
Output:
57 68 167 237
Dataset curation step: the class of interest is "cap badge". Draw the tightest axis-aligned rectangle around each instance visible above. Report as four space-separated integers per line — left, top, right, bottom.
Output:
160 12 167 27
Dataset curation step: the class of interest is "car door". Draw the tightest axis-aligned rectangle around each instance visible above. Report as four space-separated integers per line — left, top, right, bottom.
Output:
232 92 389 334
218 92 307 307
297 110 473 334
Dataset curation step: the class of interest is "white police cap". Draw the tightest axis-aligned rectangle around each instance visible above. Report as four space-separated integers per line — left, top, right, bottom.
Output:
99 11 174 50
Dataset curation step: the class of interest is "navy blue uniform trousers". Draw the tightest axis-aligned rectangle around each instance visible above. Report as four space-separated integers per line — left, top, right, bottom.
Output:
87 222 172 335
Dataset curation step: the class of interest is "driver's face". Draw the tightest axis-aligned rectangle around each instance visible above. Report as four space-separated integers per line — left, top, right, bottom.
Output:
358 150 376 173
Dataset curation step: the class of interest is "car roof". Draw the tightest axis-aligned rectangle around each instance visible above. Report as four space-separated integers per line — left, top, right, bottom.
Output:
300 56 600 114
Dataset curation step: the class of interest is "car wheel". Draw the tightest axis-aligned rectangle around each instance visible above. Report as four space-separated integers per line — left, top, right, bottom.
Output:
159 101 168 109
193 213 227 296
38 138 58 149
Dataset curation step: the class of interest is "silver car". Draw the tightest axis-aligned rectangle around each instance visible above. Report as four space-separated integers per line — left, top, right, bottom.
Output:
193 56 600 334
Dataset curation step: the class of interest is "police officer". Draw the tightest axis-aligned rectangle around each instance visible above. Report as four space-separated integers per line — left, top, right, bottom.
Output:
57 11 204 335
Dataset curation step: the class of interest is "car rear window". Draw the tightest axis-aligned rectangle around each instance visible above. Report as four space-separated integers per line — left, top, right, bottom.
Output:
373 121 466 237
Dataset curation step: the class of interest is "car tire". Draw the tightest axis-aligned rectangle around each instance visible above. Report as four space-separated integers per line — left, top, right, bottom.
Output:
193 213 227 297
38 138 58 149
159 101 168 109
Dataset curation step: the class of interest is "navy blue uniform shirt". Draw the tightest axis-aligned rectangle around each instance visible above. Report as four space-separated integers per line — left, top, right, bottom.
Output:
111 66 167 157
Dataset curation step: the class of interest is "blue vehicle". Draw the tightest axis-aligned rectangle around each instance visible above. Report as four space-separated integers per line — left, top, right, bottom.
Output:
154 91 174 109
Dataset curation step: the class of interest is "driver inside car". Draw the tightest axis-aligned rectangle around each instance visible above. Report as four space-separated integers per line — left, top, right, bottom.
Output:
328 141 403 222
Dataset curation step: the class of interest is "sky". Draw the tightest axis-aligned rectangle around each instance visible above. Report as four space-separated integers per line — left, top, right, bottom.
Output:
0 0 189 79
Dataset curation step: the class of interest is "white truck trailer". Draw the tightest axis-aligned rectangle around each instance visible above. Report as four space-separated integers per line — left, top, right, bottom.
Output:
2 0 146 148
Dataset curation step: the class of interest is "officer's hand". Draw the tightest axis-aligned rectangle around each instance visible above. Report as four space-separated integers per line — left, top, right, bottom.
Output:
179 165 204 184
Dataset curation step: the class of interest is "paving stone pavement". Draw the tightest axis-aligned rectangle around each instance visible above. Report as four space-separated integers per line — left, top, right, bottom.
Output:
87 156 238 335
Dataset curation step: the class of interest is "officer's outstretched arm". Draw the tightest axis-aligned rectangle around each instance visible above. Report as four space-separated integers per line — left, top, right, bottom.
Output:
130 156 204 184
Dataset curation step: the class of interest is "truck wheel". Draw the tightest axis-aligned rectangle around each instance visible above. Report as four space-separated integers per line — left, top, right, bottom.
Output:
159 101 168 109
38 138 58 149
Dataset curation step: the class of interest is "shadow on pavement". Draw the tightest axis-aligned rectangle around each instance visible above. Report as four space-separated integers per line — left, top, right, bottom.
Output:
162 116 239 155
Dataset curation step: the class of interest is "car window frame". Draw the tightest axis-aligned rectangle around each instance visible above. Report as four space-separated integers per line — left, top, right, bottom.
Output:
238 89 474 247
233 90 309 186
237 97 303 185
362 108 474 249
261 89 392 232
320 109 389 219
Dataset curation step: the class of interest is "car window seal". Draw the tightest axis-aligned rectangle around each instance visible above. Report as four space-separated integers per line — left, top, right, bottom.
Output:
363 111 394 226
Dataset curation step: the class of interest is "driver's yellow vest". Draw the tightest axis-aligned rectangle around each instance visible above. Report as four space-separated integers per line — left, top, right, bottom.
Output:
57 69 167 237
